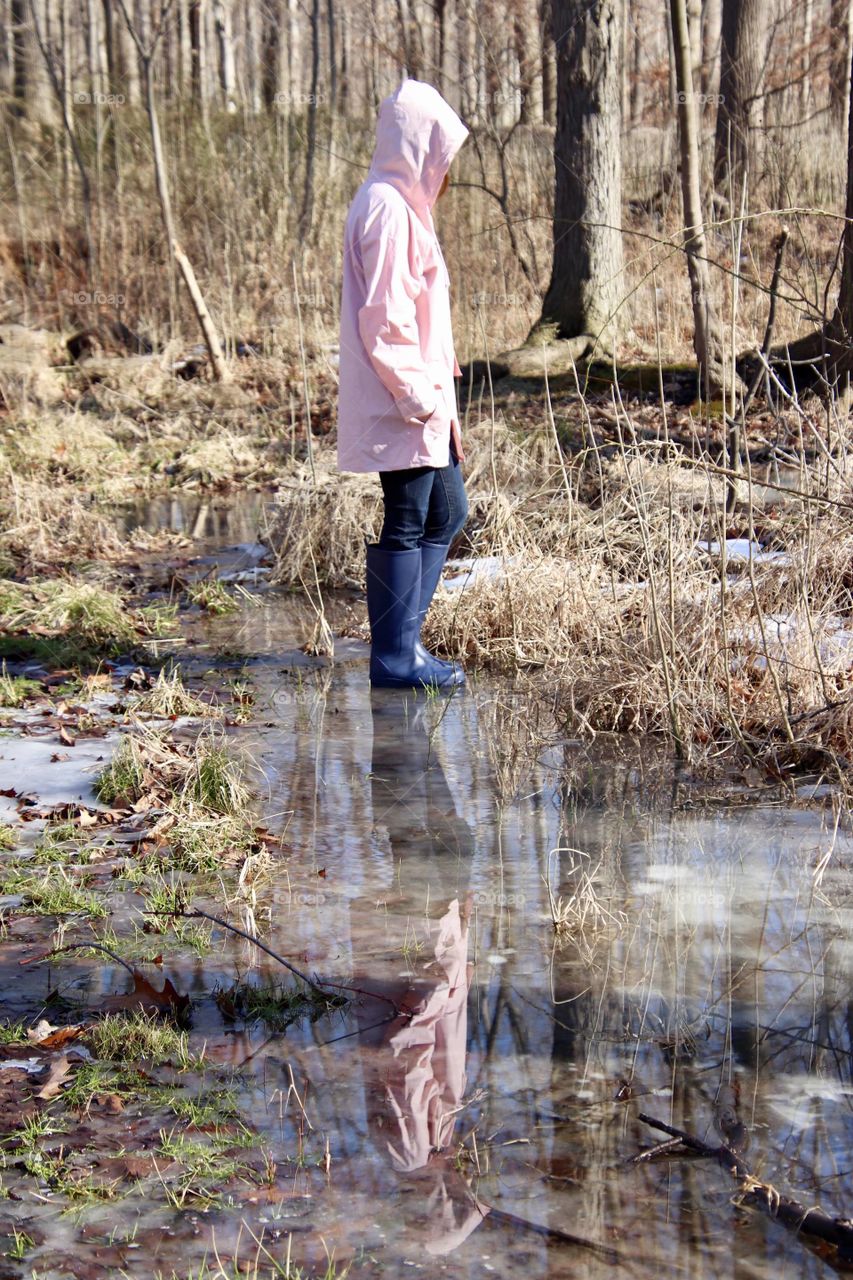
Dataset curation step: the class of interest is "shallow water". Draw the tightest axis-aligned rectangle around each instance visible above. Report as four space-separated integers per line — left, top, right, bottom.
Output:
2 525 852 1278
195 653 852 1279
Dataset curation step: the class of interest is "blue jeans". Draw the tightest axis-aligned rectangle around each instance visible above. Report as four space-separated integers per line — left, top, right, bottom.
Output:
378 443 468 552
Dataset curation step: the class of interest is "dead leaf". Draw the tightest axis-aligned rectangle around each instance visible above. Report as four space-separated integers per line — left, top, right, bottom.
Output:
50 752 72 763
103 969 189 1017
58 726 76 747
131 792 160 814
27 1022 86 1050
36 1055 72 1099
76 809 98 828
90 1093 124 1114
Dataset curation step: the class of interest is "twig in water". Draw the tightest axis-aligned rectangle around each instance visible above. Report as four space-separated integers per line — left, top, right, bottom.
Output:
145 907 407 1013
144 907 326 992
637 1113 853 1266
20 941 137 978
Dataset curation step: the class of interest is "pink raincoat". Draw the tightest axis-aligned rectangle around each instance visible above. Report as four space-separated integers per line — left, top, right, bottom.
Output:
337 79 469 473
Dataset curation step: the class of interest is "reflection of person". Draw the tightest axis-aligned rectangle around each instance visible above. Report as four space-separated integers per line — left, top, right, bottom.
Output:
381 898 489 1256
363 691 487 1256
337 79 469 690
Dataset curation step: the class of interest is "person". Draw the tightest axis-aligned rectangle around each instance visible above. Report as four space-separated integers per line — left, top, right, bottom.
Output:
337 79 470 690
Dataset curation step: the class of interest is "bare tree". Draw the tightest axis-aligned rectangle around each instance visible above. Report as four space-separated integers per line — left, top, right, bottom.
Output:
11 0 58 123
212 0 237 111
829 0 853 129
713 0 768 200
771 34 853 395
671 0 724 393
699 0 721 101
28 0 94 274
527 0 624 360
297 0 320 241
116 0 229 381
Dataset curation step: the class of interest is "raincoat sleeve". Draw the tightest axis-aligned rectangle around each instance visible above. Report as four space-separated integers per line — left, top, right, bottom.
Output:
356 204 438 426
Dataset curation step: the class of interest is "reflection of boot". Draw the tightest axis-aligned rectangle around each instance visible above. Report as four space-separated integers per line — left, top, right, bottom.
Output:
416 541 463 679
366 545 464 690
370 690 474 866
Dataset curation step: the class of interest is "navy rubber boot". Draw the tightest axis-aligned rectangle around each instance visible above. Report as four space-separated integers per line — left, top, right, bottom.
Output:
415 541 464 678
366 545 464 690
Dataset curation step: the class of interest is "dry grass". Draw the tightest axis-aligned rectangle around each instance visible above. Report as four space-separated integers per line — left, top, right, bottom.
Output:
424 432 853 776
269 460 383 588
545 847 626 965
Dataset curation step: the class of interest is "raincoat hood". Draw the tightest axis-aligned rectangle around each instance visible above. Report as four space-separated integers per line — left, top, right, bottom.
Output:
368 79 469 219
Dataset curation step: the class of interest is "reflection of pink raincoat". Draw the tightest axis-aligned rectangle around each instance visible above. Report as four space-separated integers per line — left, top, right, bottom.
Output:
381 899 488 1256
337 79 469 473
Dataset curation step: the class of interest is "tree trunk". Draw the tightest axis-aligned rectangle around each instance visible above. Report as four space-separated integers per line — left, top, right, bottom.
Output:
799 0 814 108
514 0 539 124
212 0 236 111
435 0 446 92
700 0 721 101
829 0 853 129
189 0 203 103
287 0 300 104
261 0 284 110
326 0 336 113
671 0 725 393
627 0 642 124
713 0 767 200
298 0 320 241
176 0 191 96
833 36 853 344
763 37 853 398
530 0 624 356
13 0 57 123
539 0 556 123
11 0 27 115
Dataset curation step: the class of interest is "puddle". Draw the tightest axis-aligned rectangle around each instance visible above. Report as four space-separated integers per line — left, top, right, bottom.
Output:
1 514 852 1279
118 491 270 543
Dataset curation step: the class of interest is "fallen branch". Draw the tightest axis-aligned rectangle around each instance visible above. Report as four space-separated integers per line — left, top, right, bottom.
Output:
144 907 327 992
637 1113 853 1268
483 1204 627 1264
146 908 405 1013
20 941 137 978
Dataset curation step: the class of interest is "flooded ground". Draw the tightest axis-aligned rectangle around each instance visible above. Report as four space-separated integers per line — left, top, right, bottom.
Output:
1 504 851 1279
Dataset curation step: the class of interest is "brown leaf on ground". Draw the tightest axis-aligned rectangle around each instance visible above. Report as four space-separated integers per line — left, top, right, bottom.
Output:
89 1093 124 1114
35 1054 73 1099
27 1022 87 1050
58 725 76 746
131 791 160 814
97 1153 178 1179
